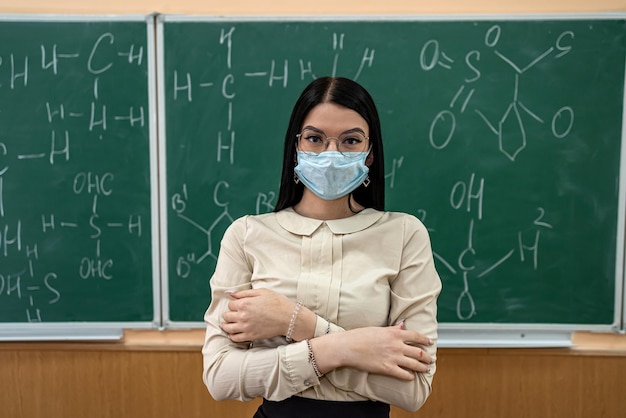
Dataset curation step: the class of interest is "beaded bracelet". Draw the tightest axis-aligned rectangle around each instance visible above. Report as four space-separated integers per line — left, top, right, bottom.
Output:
285 300 303 343
305 339 324 378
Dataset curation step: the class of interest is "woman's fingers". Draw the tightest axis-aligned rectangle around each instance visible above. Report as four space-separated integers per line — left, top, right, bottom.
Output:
220 311 248 340
400 329 433 347
222 310 236 323
220 320 250 342
221 289 294 340
403 343 433 366
400 346 432 372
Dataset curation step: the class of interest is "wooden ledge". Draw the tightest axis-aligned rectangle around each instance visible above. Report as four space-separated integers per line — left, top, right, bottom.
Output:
571 331 626 354
0 329 205 352
122 329 205 350
1 329 625 355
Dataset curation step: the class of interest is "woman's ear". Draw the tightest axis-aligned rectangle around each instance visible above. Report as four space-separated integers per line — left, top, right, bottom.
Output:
365 151 374 167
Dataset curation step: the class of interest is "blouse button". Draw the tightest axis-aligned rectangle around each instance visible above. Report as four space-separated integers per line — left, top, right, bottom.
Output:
304 379 312 386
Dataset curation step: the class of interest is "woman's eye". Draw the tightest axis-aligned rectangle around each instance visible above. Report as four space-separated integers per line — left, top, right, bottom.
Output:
306 135 323 143
342 136 361 145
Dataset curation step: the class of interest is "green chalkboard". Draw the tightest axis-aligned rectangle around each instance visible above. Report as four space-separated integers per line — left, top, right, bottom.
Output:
160 16 625 328
0 16 156 327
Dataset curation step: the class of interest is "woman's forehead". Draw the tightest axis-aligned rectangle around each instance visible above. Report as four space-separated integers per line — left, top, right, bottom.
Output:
303 103 368 133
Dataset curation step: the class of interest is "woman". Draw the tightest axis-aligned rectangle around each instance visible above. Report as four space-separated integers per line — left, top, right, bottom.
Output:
202 77 441 418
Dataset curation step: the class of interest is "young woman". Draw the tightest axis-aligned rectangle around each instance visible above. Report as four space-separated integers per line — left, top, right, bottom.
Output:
202 77 441 418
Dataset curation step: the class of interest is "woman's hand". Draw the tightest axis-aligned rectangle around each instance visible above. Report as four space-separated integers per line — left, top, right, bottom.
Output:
222 290 433 380
311 323 433 381
221 289 315 342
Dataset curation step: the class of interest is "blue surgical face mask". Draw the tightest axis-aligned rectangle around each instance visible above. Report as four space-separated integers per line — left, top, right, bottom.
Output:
294 150 370 200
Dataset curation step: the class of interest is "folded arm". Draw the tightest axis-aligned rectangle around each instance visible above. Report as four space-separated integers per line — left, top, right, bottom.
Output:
202 215 441 411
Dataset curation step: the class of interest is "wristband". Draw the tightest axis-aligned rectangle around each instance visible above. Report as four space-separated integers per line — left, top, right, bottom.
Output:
285 300 303 343
306 339 323 378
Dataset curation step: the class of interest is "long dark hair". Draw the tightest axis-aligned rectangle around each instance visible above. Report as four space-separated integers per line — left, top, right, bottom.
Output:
274 77 385 212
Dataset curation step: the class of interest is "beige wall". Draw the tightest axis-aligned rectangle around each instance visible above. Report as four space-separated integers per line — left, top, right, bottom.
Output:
0 0 625 14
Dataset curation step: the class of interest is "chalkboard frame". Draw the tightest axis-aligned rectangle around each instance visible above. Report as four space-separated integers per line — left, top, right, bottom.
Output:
0 14 161 341
157 13 625 346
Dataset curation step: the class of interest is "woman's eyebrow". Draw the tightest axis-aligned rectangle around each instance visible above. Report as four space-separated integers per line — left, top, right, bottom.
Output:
301 125 367 135
301 125 324 133
341 127 367 135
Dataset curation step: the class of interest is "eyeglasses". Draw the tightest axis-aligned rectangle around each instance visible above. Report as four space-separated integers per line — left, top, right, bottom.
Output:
296 128 369 156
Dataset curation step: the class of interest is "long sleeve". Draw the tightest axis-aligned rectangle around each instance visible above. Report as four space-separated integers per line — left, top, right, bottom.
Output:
323 215 442 411
202 217 320 401
202 209 442 410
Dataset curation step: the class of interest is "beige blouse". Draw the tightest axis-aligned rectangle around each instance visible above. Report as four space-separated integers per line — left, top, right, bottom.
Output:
202 207 442 411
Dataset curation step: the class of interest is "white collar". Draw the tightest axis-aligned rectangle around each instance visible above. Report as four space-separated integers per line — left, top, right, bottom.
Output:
275 207 384 236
